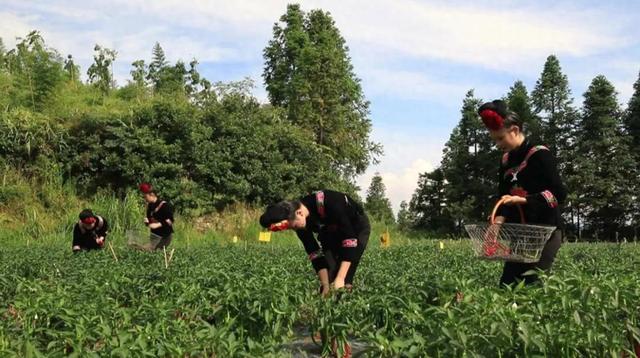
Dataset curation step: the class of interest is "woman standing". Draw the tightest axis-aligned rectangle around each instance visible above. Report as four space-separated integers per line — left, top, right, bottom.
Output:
479 100 568 285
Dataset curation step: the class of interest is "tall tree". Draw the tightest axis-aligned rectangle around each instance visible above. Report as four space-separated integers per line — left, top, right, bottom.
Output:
440 90 498 232
410 168 453 232
624 71 640 229
130 59 147 87
531 55 579 232
507 80 543 144
0 37 6 69
4 31 65 110
87 44 117 95
147 42 168 89
573 75 636 240
531 55 577 154
263 4 381 180
396 200 413 229
364 173 395 224
63 54 80 83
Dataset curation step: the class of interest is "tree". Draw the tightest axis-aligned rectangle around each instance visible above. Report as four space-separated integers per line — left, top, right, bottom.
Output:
63 54 80 83
573 75 636 240
4 31 65 110
531 55 579 232
531 55 577 154
0 37 6 69
410 168 453 232
87 44 117 95
130 60 147 87
364 173 395 224
147 42 168 89
624 71 640 228
440 90 498 232
396 200 413 229
506 80 543 144
263 4 381 181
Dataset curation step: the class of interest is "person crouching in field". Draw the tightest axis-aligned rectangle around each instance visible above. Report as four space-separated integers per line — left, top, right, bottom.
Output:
479 100 567 286
139 183 175 251
72 209 108 252
260 190 370 295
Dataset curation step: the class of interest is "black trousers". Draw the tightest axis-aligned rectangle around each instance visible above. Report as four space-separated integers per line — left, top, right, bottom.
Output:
318 214 370 285
500 229 562 286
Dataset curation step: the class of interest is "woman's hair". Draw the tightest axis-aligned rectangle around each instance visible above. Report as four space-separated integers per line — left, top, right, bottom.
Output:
478 100 523 131
79 209 95 221
259 200 302 228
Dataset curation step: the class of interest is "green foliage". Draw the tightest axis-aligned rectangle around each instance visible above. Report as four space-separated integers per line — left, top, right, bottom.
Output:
263 4 381 180
396 200 413 229
440 90 499 231
3 31 65 111
572 75 636 239
0 239 638 356
410 168 453 233
507 80 543 144
87 45 117 95
0 26 380 218
364 173 395 225
624 72 640 226
409 56 640 240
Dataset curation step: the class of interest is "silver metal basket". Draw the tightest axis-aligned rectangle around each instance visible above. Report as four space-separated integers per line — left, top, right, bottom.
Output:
126 229 162 251
464 222 556 263
464 198 556 263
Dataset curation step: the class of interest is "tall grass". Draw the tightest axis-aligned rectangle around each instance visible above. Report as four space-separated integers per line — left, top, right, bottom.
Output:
1 168 414 250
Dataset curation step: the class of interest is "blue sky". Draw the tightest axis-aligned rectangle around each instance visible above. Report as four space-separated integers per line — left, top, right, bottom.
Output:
1 0 639 211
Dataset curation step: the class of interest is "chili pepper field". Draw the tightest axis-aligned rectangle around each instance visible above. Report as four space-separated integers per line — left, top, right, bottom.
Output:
1 236 639 357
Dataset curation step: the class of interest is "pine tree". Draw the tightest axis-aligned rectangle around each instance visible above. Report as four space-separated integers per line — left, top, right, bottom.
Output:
147 42 168 89
507 80 543 144
624 71 640 229
364 173 395 224
409 168 453 232
574 75 636 240
531 55 577 154
396 200 413 229
263 4 381 180
531 55 579 233
440 90 498 232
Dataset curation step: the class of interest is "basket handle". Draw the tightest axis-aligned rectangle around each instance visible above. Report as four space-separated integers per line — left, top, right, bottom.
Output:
490 197 525 224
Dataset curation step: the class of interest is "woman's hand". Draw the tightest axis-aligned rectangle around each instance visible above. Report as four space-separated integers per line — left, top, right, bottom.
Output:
148 222 162 230
500 195 527 206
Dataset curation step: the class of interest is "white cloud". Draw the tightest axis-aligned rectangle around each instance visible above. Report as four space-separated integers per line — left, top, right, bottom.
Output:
2 1 635 94
326 0 630 72
0 12 38 43
357 128 444 213
363 67 471 103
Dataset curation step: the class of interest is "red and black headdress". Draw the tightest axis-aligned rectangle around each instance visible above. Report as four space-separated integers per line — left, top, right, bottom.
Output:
259 201 296 232
478 100 510 131
79 209 96 225
139 183 153 194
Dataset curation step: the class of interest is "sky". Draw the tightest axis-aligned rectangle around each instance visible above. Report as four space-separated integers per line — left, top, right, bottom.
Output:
1 0 639 212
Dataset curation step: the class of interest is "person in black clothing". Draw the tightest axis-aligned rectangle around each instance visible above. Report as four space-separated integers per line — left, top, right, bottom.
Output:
72 209 108 252
479 100 568 286
139 183 174 251
260 190 370 295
